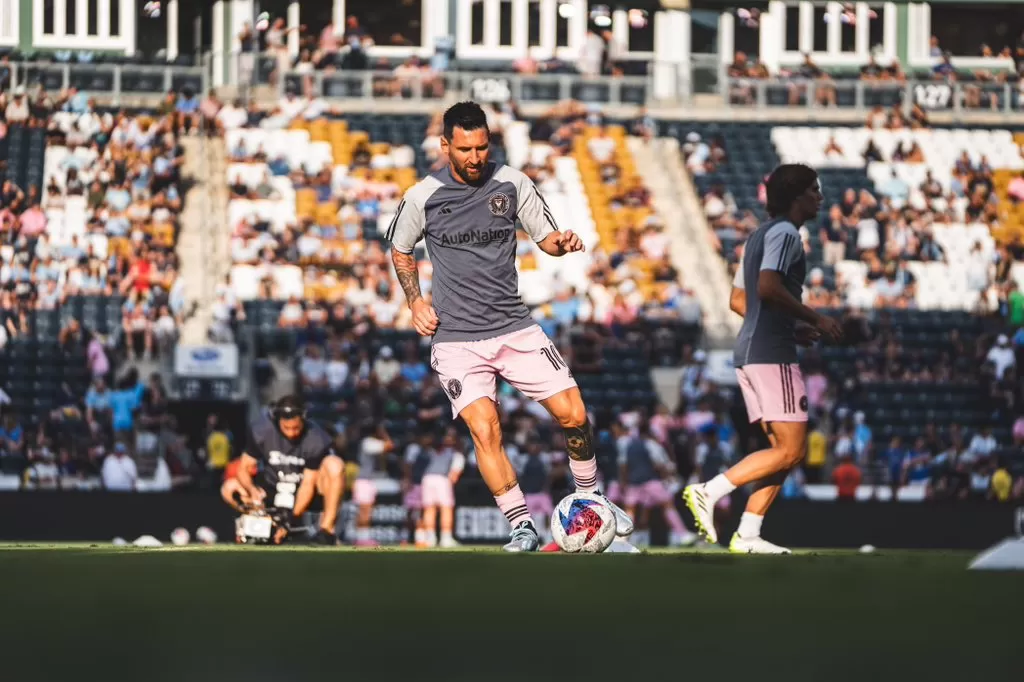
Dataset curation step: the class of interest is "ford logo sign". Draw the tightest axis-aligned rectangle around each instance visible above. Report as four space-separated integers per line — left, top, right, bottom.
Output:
191 348 220 362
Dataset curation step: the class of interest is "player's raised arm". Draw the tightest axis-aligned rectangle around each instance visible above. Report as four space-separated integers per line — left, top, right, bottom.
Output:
387 193 439 336
511 171 584 257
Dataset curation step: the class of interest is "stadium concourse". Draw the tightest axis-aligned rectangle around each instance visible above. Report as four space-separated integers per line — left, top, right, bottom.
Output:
0 87 193 492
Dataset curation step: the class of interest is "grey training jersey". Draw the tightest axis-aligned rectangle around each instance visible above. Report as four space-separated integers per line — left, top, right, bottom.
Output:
386 162 558 343
733 219 806 366
423 447 465 477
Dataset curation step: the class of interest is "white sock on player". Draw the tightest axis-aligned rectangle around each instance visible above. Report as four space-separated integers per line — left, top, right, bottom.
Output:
705 474 737 504
737 512 764 539
356 527 371 543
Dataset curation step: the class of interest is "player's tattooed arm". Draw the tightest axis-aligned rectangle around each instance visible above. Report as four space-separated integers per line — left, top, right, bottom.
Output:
392 250 422 304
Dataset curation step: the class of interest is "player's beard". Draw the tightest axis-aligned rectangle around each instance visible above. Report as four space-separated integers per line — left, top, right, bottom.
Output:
452 157 485 186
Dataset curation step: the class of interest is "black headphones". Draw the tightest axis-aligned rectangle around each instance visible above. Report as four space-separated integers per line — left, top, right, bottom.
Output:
271 395 307 422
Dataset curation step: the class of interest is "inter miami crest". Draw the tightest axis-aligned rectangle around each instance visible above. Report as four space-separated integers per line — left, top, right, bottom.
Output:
488 192 510 216
446 378 463 400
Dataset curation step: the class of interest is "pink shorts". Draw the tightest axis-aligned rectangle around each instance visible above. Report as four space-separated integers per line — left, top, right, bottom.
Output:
352 479 377 506
625 479 671 508
525 492 554 520
604 481 623 505
431 325 577 417
403 484 423 510
421 474 455 508
736 363 808 424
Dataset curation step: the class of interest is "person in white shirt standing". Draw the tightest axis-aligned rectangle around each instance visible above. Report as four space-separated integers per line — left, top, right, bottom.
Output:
102 443 137 491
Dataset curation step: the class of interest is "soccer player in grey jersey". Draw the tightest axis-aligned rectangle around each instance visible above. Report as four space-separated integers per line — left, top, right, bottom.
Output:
387 101 633 552
684 164 843 554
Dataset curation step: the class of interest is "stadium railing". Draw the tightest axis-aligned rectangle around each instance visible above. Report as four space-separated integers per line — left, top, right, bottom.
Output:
722 77 1024 116
7 56 1023 119
3 60 207 102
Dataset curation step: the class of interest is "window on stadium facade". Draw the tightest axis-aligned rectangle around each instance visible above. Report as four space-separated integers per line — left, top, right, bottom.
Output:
776 2 895 66
0 0 15 43
346 0 424 47
691 9 719 55
928 4 1024 58
135 0 168 59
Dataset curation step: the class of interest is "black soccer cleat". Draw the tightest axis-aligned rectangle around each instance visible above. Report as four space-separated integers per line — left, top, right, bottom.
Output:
312 529 339 546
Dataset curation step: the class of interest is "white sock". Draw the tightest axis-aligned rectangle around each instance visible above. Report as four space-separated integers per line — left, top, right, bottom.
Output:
737 512 764 539
356 527 371 542
440 530 454 542
704 474 737 503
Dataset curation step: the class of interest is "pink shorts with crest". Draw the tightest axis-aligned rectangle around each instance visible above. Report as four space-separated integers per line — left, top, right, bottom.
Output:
431 325 577 417
735 363 808 424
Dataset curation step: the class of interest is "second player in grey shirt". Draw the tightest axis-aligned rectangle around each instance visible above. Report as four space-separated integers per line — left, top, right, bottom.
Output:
386 162 558 344
732 218 807 367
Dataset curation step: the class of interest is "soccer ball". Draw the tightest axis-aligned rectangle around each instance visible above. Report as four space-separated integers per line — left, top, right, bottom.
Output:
550 492 617 553
195 526 218 545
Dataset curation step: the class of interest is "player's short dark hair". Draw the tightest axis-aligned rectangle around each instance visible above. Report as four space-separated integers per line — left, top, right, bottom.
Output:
443 101 489 141
273 394 306 420
765 163 818 217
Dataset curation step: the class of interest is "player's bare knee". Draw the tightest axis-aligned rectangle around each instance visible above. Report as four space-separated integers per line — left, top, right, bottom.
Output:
545 389 587 429
781 441 806 469
555 403 587 430
321 454 344 479
465 412 502 452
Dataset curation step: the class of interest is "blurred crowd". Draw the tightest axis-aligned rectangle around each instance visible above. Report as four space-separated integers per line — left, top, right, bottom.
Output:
0 83 197 489
0 368 197 492
1 85 187 357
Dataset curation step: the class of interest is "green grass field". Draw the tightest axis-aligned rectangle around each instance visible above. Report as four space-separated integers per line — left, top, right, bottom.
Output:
0 544 1019 682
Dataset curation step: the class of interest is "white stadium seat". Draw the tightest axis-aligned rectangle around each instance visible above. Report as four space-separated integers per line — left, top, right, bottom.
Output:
772 125 1020 311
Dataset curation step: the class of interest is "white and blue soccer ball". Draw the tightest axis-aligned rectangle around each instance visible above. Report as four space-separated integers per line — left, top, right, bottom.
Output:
550 492 617 553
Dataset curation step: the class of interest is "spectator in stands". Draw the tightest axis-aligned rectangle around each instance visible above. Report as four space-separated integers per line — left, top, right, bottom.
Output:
86 330 109 381
787 53 836 107
176 87 201 133
588 126 616 164
108 374 143 440
5 86 29 124
579 28 605 77
823 136 844 160
101 442 137 492
987 334 1016 380
726 52 758 105
832 454 862 500
631 107 657 141
0 412 25 467
204 415 232 473
860 55 885 81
